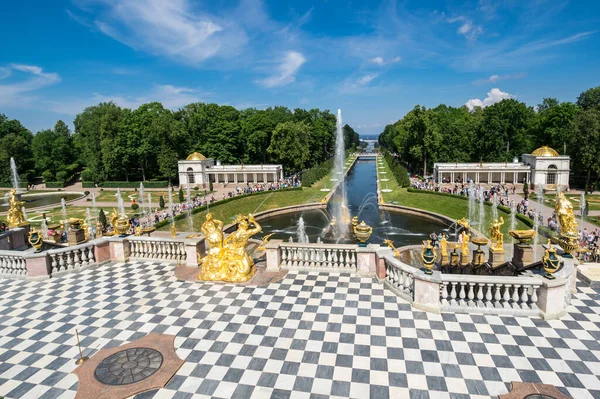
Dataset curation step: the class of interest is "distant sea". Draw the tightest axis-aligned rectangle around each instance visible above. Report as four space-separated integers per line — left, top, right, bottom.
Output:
360 134 379 141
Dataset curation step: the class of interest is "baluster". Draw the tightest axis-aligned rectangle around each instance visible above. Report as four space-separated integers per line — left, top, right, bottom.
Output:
166 242 172 260
521 285 530 310
327 249 333 266
88 246 95 264
503 284 511 308
485 283 493 308
333 250 339 268
530 285 539 310
512 284 521 309
450 282 458 306
74 249 81 268
467 283 475 307
281 247 287 267
440 282 448 306
495 284 503 308
350 251 356 268
476 283 484 307
58 254 65 272
7 257 14 275
291 248 298 268
458 283 466 307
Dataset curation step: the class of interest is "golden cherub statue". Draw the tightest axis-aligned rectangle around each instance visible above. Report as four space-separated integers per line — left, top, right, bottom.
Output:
460 230 471 256
7 189 26 228
488 216 504 251
257 233 275 251
198 213 262 283
439 233 448 258
383 239 400 258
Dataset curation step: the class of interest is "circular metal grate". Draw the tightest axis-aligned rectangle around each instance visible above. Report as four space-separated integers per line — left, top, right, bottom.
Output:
94 347 163 386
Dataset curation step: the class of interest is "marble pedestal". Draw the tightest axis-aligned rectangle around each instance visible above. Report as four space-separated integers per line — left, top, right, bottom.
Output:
68 229 86 245
488 247 505 268
512 244 533 268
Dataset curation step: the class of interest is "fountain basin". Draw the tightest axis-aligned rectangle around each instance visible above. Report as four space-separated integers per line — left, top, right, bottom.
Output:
0 192 84 212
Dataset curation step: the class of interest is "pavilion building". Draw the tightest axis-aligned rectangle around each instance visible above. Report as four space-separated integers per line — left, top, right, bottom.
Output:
178 152 284 188
433 146 570 191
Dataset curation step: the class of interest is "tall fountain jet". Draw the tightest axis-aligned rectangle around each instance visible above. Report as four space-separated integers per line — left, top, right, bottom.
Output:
333 109 348 237
10 158 20 192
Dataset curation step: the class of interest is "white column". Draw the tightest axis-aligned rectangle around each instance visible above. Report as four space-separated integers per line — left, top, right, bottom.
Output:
513 172 517 184
476 172 480 184
451 172 455 183
244 173 247 184
263 173 267 183
234 173 238 184
488 172 491 183
280 169 283 180
501 172 505 184
462 172 466 182
253 173 257 183
225 173 228 184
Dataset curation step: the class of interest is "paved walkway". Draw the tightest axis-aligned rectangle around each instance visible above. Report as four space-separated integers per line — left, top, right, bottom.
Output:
0 261 599 399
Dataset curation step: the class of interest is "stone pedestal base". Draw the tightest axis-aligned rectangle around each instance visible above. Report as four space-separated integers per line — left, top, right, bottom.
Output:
460 252 470 265
68 229 86 245
512 244 533 267
488 247 505 268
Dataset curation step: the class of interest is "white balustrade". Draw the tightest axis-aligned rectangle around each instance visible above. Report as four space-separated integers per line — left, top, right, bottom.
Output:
279 243 357 270
0 251 27 278
439 275 541 315
383 256 415 301
129 237 186 262
48 243 96 275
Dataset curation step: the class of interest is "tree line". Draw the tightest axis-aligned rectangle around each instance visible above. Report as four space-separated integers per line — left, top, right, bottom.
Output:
0 103 360 185
378 86 600 189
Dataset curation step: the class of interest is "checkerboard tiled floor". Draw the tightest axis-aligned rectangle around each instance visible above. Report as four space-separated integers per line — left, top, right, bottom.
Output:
1 261 600 399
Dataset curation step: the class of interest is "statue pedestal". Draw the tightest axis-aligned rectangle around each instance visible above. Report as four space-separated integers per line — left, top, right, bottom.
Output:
460 252 471 265
488 247 505 268
472 249 486 266
512 244 533 268
67 229 86 245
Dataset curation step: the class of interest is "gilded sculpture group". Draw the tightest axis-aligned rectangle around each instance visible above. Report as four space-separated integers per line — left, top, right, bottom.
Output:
198 212 262 282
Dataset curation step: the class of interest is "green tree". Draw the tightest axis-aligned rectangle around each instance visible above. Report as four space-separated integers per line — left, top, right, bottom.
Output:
571 109 600 192
159 195 166 209
577 86 600 111
0 114 34 184
178 187 184 203
267 121 311 171
99 209 107 227
535 98 578 154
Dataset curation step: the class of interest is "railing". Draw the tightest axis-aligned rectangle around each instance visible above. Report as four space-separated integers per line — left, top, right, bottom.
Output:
439 275 541 315
48 243 96 274
280 243 357 270
0 251 27 278
129 237 186 262
383 256 415 301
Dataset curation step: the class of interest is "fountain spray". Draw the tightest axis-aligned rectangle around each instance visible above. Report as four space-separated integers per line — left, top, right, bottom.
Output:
187 184 193 232
116 188 126 216
333 109 348 237
296 216 309 243
580 192 586 227
468 181 475 225
9 157 20 191
61 198 69 232
41 217 49 239
478 190 485 230
168 186 174 225
86 208 93 239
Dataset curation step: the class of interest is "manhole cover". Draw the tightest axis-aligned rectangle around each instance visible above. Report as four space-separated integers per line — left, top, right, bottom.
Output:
94 348 163 385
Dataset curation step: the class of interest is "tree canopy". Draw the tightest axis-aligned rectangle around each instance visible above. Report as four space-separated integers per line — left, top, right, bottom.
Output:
379 85 600 188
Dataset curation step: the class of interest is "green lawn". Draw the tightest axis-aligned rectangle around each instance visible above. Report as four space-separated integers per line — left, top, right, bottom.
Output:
160 188 323 231
530 193 600 211
94 190 176 202
379 157 529 240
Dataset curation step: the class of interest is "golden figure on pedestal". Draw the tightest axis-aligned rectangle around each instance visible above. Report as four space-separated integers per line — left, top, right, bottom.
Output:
555 192 579 254
457 217 470 230
460 230 471 256
488 216 505 251
383 239 400 258
7 189 26 228
439 234 448 259
198 213 262 283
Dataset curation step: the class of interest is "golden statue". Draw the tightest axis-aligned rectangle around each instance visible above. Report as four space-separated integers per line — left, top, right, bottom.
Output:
460 230 471 256
457 217 470 230
257 233 275 251
198 213 261 283
488 216 505 251
170 223 176 238
555 192 578 237
383 239 400 258
111 208 130 236
555 192 579 254
440 233 448 258
135 225 142 236
7 189 26 228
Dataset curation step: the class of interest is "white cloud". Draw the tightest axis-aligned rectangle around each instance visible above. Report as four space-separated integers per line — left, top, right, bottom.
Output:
358 74 378 85
447 16 483 41
0 64 60 106
256 51 306 88
369 56 401 66
47 84 204 115
473 73 526 85
465 88 514 111
71 0 249 65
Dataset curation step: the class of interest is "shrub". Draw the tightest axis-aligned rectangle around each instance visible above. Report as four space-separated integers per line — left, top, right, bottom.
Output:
209 181 214 191
99 209 107 227
86 181 169 188
523 181 529 197
179 187 185 203
193 186 199 191
159 195 165 209
382 151 410 187
42 170 54 182
84 190 90 195
131 203 139 211
80 169 94 182
45 182 65 188
301 158 334 187
56 171 69 184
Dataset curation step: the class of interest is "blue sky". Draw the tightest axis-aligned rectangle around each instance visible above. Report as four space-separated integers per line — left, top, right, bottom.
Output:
1 0 599 136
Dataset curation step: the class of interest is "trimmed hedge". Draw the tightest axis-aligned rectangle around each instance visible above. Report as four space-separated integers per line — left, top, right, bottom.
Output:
383 151 410 187
0 182 28 188
82 181 169 189
153 187 303 229
302 159 334 187
45 182 65 188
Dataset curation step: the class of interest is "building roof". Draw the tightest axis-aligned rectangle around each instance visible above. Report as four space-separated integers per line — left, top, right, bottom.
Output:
186 152 207 161
531 146 559 157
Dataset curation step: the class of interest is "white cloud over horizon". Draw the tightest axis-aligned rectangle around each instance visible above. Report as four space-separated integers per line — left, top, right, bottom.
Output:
369 56 401 66
256 51 306 88
473 73 526 85
0 64 60 107
465 88 514 111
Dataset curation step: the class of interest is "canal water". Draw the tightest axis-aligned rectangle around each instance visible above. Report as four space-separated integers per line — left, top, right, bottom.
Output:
259 158 451 245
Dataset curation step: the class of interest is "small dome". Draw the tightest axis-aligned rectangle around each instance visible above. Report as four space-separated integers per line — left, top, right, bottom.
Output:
531 146 559 157
186 152 207 161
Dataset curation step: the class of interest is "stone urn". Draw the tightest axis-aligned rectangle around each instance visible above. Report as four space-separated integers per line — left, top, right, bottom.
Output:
353 221 372 246
113 215 130 237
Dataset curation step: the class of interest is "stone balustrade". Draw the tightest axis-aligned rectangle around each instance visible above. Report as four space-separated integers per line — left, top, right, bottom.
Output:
382 255 415 302
129 237 187 262
47 243 96 275
439 274 541 316
279 243 358 270
0 250 27 278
